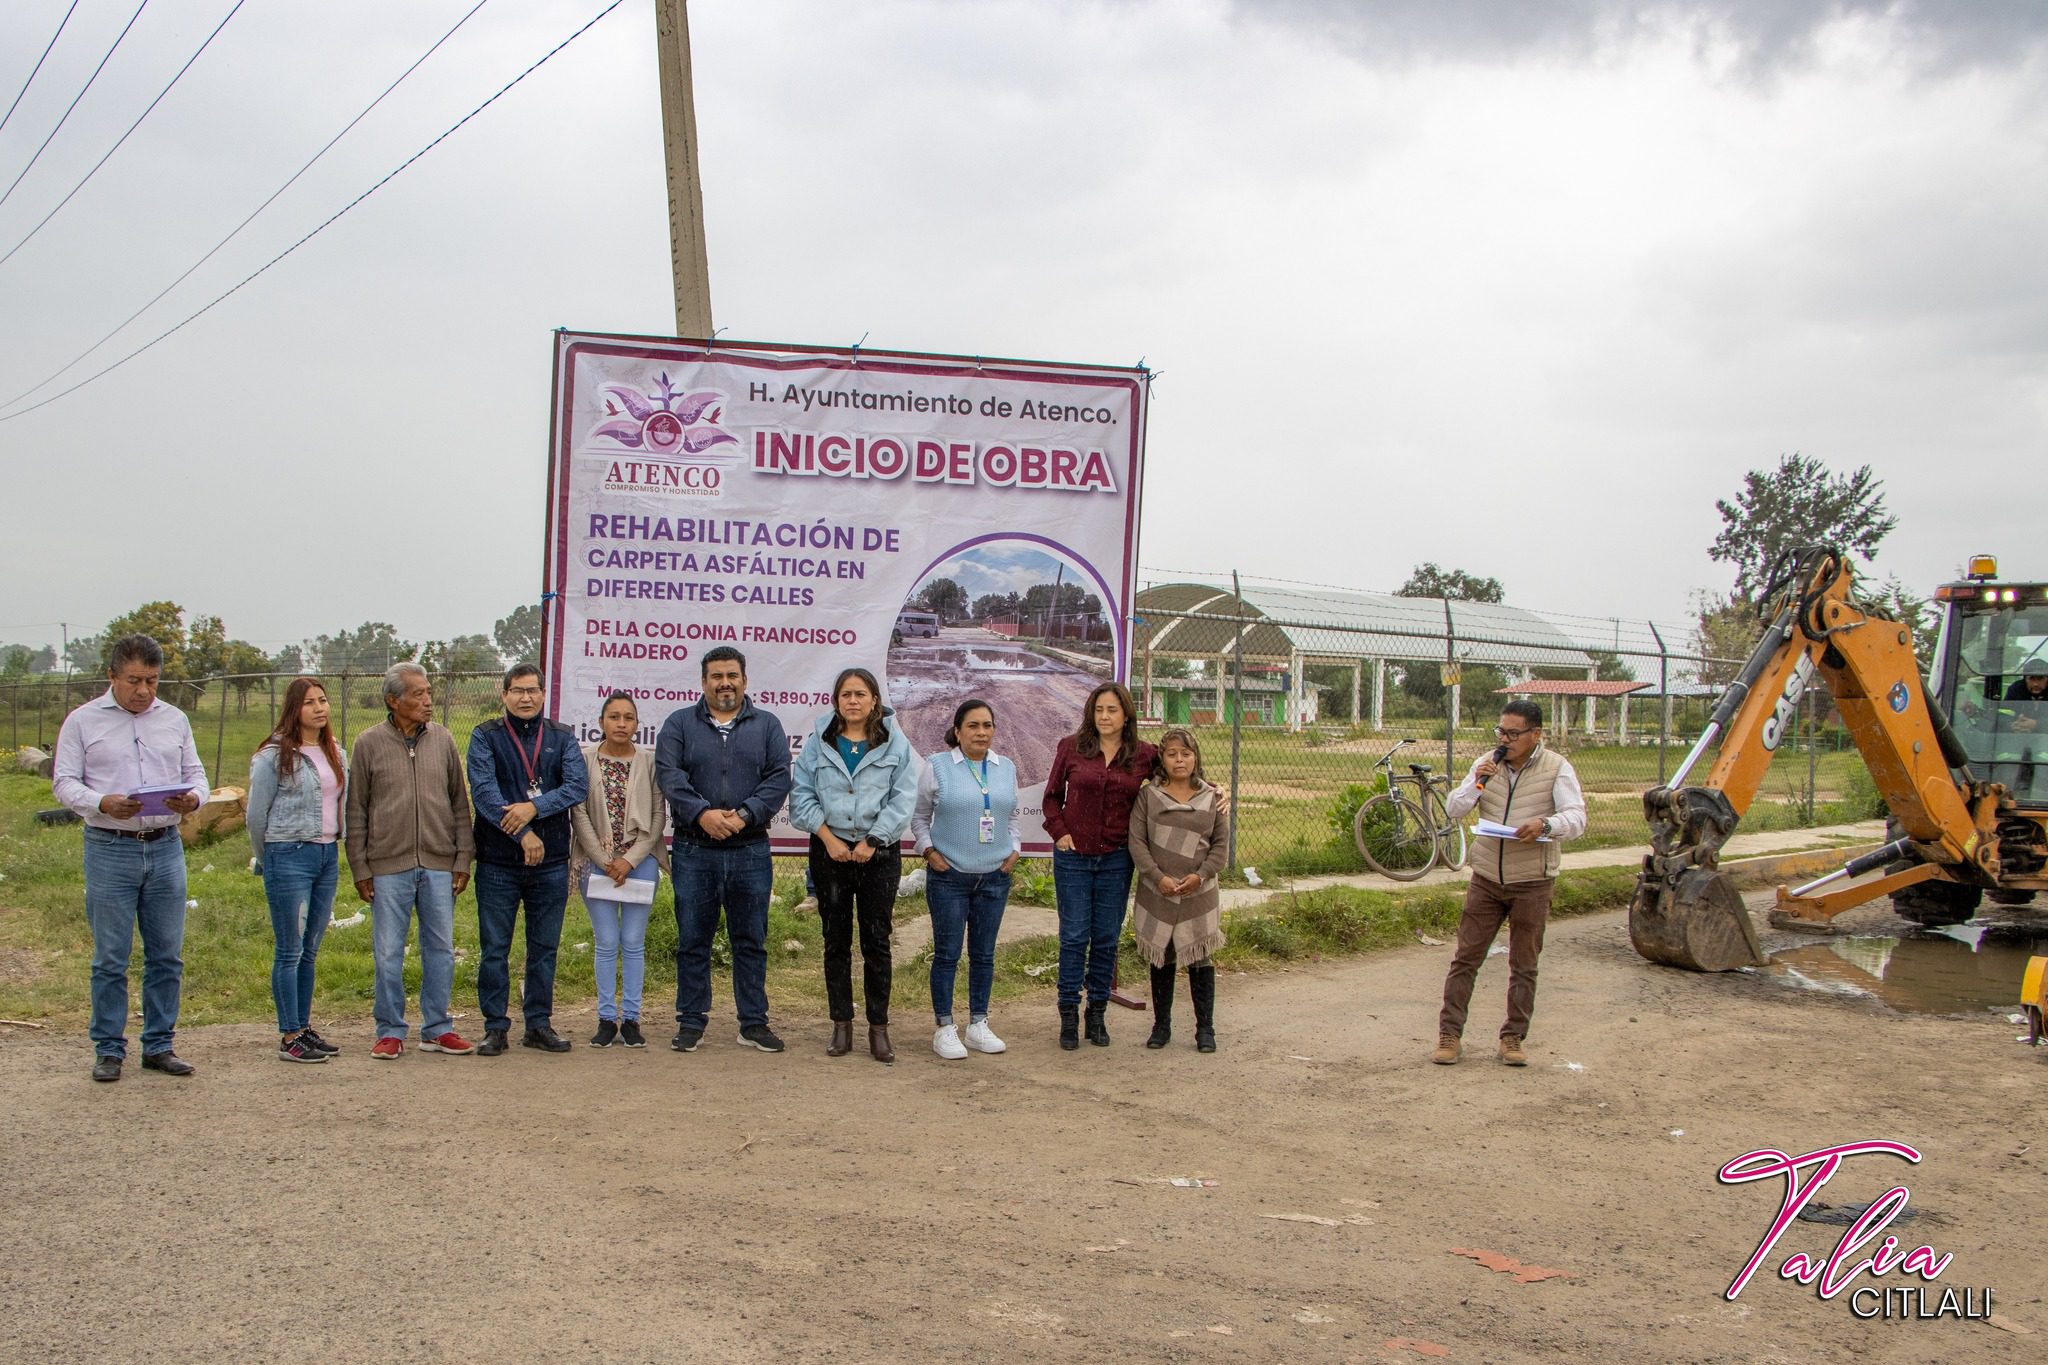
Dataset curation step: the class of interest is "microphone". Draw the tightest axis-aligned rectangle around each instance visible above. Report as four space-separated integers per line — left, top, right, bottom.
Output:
1474 744 1509 791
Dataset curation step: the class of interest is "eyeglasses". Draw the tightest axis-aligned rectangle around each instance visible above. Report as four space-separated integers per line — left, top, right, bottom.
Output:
1495 726 1534 739
505 686 544 698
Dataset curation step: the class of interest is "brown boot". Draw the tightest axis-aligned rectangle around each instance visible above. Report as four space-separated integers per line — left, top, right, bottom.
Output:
826 1020 853 1057
1432 1034 1462 1065
868 1025 895 1064
1498 1035 1528 1067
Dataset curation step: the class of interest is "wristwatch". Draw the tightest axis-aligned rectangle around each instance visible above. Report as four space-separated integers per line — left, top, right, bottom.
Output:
863 835 888 852
1539 817 1553 838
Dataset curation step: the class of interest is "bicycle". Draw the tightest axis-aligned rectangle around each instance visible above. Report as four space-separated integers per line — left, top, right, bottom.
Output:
1352 738 1467 881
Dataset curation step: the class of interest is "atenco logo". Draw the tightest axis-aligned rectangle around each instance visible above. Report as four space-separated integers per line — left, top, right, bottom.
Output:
1718 1141 1993 1321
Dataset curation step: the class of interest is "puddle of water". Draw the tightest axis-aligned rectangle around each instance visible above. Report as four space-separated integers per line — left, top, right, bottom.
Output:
1764 921 2048 1016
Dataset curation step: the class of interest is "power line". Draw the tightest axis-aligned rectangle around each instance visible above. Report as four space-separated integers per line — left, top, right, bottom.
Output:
0 0 81 138
3 0 493 409
0 1 242 269
0 0 504 414
0 0 149 213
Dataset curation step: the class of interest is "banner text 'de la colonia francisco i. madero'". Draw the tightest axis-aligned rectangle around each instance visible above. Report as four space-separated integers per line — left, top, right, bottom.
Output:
541 331 1150 852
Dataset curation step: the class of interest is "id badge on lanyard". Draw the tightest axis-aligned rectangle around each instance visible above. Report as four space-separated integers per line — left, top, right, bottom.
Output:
974 757 995 843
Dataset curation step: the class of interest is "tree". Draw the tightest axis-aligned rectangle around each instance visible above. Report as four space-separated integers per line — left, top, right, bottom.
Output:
224 641 271 711
1532 650 1636 683
1709 452 1898 599
185 614 229 681
65 634 102 675
0 645 31 678
1690 591 1761 688
269 644 305 675
494 604 542 666
970 591 1021 622
916 577 968 619
1397 563 1505 604
101 602 187 676
313 623 417 676
29 645 55 674
421 634 501 675
1400 660 1506 713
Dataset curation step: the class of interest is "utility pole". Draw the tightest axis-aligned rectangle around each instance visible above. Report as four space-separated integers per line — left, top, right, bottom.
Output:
654 0 713 337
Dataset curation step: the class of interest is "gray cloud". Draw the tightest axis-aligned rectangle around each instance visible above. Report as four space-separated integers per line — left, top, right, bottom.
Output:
1231 0 2048 73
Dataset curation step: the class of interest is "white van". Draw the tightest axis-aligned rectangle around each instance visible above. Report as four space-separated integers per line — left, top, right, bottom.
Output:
895 609 941 638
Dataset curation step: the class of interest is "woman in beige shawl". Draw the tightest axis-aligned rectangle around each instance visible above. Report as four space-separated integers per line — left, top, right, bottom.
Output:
1128 728 1229 1052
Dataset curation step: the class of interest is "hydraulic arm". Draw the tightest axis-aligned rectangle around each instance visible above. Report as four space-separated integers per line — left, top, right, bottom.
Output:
1630 548 2007 971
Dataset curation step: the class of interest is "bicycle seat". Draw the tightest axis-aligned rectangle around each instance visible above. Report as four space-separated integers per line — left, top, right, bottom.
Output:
1406 763 1432 775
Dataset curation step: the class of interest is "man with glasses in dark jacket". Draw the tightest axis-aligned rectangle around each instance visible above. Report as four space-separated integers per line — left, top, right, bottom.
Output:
467 663 588 1055
656 646 793 1054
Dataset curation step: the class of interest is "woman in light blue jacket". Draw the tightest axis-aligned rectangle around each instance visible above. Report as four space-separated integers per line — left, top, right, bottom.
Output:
246 677 348 1065
789 666 920 1063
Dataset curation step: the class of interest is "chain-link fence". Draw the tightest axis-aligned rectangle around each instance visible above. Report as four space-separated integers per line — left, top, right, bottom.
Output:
1126 576 1882 878
4 579 1881 882
1 671 509 789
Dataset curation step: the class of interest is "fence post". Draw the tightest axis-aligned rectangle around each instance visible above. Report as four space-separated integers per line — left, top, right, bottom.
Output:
213 676 230 784
1442 598 1457 775
1227 571 1244 867
1648 621 1669 782
267 673 277 736
340 671 352 748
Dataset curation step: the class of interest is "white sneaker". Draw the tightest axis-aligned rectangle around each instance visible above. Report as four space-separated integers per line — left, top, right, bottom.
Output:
932 1024 968 1060
963 1019 1006 1053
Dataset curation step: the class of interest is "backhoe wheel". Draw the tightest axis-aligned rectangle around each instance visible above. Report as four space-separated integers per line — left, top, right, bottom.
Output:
1987 889 2038 907
1890 880 1983 928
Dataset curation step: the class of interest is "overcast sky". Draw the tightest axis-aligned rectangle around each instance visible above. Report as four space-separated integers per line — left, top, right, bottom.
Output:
1 0 2043 661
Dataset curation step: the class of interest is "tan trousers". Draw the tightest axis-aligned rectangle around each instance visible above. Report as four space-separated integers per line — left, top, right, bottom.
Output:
1437 874 1555 1041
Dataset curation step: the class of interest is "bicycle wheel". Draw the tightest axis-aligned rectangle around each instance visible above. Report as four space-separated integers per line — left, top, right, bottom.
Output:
1354 792 1439 881
1426 786 1467 871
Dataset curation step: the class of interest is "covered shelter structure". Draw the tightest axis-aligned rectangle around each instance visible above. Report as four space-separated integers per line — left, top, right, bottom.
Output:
1132 581 1596 733
1495 678 1652 743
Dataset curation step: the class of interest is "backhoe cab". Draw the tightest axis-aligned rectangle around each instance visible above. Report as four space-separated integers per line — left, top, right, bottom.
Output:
1629 548 2048 972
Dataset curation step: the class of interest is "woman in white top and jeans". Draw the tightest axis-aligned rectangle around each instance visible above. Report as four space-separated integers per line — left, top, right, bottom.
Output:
246 677 348 1064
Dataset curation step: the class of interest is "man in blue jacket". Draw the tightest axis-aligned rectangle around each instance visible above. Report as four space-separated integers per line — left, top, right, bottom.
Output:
467 663 589 1056
655 646 793 1054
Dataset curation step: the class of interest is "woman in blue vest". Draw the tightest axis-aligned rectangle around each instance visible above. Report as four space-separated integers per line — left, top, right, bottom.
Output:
911 698 1021 1060
790 667 920 1063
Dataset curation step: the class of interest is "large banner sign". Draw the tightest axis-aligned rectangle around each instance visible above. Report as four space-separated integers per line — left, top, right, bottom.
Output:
541 331 1149 852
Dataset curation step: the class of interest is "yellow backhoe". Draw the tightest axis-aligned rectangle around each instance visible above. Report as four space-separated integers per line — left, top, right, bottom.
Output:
1629 547 2048 971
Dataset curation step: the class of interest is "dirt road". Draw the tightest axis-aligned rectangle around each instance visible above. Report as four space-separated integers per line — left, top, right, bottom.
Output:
3 896 2041 1363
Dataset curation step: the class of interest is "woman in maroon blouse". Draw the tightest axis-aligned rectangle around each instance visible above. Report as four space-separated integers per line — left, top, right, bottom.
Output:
1042 681 1155 1050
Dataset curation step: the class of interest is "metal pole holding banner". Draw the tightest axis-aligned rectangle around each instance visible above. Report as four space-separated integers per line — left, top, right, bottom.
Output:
1442 598 1457 775
213 677 229 786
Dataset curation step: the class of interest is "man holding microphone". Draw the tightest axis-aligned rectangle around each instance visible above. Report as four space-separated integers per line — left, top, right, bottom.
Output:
1432 699 1585 1068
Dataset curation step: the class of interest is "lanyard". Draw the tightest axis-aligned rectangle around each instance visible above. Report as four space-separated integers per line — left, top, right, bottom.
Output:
507 721 543 791
967 755 992 811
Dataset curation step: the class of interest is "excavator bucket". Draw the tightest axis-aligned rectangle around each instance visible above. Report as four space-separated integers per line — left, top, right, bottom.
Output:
1629 867 1766 972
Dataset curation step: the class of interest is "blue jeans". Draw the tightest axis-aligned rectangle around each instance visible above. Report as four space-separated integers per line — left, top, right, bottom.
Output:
370 867 455 1042
671 840 772 1031
586 881 654 1023
926 865 1010 1022
83 828 187 1059
1053 847 1134 1006
474 860 570 1033
262 840 338 1034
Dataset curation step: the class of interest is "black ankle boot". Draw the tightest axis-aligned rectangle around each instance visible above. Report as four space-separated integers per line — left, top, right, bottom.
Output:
1058 1003 1080 1051
1146 962 1174 1048
1189 963 1216 1053
1084 1003 1110 1047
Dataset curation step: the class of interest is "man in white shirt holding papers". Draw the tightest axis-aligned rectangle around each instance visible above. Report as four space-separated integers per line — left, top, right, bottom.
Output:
52 635 211 1083
1431 699 1585 1069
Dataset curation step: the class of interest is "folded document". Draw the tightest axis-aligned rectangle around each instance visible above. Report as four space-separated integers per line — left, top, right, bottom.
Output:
1474 819 1551 842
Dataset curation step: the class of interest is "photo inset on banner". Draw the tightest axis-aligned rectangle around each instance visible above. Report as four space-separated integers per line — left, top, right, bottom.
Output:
887 539 1117 797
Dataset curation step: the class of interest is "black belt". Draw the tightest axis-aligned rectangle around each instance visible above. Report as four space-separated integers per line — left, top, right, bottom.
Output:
89 825 175 842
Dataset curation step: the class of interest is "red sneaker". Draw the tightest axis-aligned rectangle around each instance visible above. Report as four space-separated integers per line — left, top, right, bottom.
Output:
419 1031 475 1055
370 1037 403 1060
